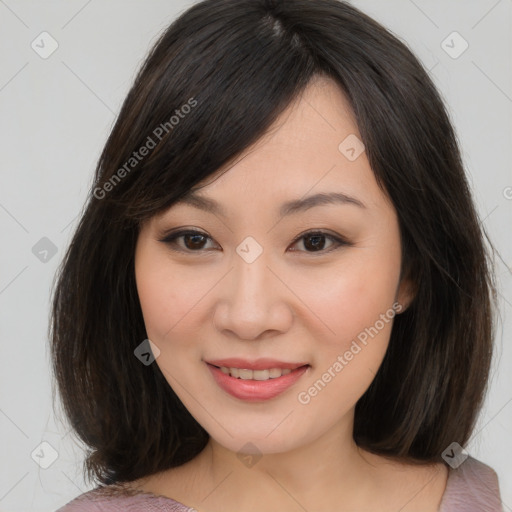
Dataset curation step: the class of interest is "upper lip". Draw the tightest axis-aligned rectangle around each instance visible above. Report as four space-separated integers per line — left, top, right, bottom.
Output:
205 358 309 371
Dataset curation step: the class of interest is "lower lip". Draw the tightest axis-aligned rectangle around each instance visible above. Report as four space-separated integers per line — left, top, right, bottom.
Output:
206 363 310 402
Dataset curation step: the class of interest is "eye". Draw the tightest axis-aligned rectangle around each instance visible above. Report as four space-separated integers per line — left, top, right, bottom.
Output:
288 231 349 253
158 229 350 254
159 230 217 252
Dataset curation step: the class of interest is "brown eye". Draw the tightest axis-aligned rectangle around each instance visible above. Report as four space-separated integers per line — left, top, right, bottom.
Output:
300 234 329 251
182 233 209 250
289 231 349 254
159 229 350 255
159 230 217 252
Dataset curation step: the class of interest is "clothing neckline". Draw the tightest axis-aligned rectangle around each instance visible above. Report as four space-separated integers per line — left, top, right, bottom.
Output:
107 461 456 510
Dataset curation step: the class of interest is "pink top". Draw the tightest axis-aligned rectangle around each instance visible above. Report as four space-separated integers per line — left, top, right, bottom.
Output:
56 456 503 512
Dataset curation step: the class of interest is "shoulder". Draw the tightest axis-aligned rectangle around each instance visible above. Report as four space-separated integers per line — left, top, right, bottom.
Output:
55 482 196 512
439 456 503 512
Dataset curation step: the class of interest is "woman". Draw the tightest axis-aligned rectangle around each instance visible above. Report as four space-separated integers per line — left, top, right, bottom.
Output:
52 0 503 510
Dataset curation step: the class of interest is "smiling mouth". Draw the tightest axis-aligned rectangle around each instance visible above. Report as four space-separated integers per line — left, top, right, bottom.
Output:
206 362 311 401
210 364 310 381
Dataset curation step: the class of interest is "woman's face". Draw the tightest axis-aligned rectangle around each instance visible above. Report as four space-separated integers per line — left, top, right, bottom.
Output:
135 76 412 455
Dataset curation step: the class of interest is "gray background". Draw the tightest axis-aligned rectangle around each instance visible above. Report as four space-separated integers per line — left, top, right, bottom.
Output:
0 1 511 511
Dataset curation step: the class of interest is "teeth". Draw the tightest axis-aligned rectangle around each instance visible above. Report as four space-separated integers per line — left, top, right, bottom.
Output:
269 368 283 379
220 366 294 380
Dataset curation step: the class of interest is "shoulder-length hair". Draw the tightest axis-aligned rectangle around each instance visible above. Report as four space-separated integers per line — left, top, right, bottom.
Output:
49 0 498 486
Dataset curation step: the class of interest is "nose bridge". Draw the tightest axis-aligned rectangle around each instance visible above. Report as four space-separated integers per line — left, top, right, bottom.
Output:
231 240 273 306
212 239 290 339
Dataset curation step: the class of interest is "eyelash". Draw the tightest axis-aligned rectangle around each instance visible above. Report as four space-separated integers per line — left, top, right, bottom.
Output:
158 229 351 255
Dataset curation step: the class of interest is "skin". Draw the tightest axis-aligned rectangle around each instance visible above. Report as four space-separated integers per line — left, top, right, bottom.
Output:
133 76 448 512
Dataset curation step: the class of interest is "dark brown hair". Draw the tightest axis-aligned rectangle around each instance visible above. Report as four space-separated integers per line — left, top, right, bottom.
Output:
49 0 498 486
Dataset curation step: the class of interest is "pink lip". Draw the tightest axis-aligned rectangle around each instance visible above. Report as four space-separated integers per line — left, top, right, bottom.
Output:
206 361 310 402
205 358 308 371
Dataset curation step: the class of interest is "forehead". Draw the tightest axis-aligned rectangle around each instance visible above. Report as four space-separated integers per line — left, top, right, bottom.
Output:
176 78 383 209
146 76 395 231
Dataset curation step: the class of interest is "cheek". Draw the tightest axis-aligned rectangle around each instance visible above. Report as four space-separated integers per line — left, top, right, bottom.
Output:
292 249 401 349
295 269 400 411
294 237 402 407
135 247 211 342
135 253 210 381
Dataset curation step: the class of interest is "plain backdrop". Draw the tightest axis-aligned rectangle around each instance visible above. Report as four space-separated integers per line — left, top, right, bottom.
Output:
0 1 511 511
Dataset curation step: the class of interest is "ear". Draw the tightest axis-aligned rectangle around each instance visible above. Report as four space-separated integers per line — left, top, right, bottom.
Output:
395 274 416 313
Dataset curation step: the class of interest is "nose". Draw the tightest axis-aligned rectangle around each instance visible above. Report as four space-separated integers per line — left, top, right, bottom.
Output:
212 249 293 341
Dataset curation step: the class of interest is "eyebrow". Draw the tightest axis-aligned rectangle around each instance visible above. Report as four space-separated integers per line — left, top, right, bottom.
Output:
175 190 366 219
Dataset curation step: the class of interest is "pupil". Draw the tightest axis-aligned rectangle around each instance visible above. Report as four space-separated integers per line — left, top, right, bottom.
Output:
305 235 325 251
185 234 205 249
182 234 327 251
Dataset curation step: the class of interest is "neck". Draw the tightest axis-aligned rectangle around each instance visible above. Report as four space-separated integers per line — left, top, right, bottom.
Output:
191 415 381 511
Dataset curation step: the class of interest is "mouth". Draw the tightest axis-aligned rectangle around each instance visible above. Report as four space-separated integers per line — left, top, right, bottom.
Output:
211 365 301 380
205 359 310 401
